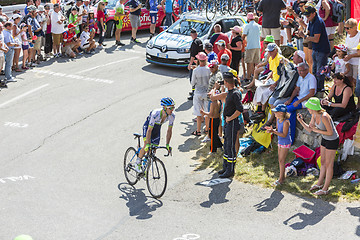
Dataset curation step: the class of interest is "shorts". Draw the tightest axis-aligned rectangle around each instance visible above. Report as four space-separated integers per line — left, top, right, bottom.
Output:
129 14 141 28
325 26 337 36
0 56 4 69
303 41 312 49
350 64 358 80
52 33 63 45
22 44 29 50
321 137 339 150
244 48 260 64
29 42 34 48
150 13 157 24
115 20 123 29
142 120 161 146
34 37 42 51
261 27 281 41
62 43 75 56
193 92 208 116
82 42 90 49
278 143 291 149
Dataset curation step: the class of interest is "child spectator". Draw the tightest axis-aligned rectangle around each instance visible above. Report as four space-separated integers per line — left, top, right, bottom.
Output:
87 10 95 32
265 104 291 186
0 22 8 84
20 23 30 70
332 44 350 75
204 43 217 63
69 7 81 36
201 88 223 154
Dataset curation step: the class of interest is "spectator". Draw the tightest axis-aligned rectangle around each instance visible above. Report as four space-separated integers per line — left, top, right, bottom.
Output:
0 22 8 86
44 4 52 59
62 24 80 58
27 5 43 64
0 6 8 22
36 5 47 61
332 44 350 75
51 3 66 58
20 23 30 70
3 21 19 82
82 0 91 28
204 43 217 63
114 0 126 46
318 0 338 50
357 42 360 108
24 0 34 16
216 40 232 67
252 43 281 118
218 54 231 75
69 7 81 36
34 0 41 8
321 73 356 120
128 0 142 43
11 14 22 73
228 26 243 75
209 24 230 55
344 18 360 83
75 0 87 33
188 28 203 100
80 25 96 53
258 0 286 46
243 12 261 81
303 3 330 92
284 62 316 144
218 71 243 178
97 1 106 48
161 0 173 27
191 52 211 137
297 97 339 196
149 0 159 40
87 10 95 32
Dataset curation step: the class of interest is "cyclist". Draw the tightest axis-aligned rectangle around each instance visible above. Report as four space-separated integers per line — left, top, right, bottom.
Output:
135 97 176 172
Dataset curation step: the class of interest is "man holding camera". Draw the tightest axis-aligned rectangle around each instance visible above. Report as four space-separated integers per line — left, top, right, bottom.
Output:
62 24 81 58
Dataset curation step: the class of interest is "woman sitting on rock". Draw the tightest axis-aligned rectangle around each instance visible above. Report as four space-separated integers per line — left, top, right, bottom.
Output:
321 73 356 121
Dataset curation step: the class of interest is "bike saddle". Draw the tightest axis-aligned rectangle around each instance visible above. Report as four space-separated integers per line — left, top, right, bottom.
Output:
133 133 142 138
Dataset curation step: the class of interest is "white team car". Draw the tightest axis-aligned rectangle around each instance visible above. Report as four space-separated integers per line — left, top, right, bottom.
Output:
146 13 246 68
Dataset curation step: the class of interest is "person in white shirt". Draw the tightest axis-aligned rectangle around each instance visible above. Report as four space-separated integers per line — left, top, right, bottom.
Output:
0 22 9 86
51 3 66 57
80 25 96 53
332 44 350 75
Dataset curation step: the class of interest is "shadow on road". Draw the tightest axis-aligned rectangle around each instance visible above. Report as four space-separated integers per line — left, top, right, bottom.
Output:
253 190 284 212
283 197 335 230
142 64 188 78
347 207 360 236
118 183 163 220
197 174 232 208
175 100 192 113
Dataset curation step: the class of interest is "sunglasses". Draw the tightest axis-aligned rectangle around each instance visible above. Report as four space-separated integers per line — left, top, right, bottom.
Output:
345 27 353 30
167 106 175 110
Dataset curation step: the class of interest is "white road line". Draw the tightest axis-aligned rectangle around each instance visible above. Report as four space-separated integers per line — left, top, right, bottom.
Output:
76 56 140 74
0 84 49 108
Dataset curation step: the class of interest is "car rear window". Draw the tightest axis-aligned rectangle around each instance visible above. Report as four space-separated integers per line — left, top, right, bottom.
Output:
167 19 212 37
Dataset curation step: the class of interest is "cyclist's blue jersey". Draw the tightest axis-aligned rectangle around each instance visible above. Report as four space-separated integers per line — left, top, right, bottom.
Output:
149 0 159 13
147 108 175 127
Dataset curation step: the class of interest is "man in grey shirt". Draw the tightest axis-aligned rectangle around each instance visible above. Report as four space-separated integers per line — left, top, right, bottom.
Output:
258 0 286 46
191 52 211 136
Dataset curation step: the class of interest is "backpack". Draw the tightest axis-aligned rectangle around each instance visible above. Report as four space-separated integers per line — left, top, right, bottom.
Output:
20 15 30 25
329 0 345 23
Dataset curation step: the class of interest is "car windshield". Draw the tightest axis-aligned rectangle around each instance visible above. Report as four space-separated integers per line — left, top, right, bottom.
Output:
105 0 118 8
167 19 212 37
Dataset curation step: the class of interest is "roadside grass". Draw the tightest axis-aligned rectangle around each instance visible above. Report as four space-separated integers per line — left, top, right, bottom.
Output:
194 138 360 202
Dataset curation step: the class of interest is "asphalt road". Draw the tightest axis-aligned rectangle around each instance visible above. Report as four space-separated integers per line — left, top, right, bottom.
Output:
1 32 359 240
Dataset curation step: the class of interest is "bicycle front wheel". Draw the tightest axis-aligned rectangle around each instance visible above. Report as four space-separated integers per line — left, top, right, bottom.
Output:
228 0 240 15
146 157 167 198
124 147 139 185
205 0 217 21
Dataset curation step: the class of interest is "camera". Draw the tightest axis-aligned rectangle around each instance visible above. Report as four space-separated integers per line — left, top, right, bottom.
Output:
218 80 224 85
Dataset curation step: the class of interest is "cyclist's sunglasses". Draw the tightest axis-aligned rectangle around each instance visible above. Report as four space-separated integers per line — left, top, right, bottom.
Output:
167 106 175 110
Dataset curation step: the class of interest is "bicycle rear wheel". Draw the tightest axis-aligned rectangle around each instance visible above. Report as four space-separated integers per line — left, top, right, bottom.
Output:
205 0 217 21
146 157 167 198
124 147 139 185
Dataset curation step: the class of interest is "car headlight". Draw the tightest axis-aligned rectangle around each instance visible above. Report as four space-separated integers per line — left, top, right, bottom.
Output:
147 40 154 49
177 48 190 53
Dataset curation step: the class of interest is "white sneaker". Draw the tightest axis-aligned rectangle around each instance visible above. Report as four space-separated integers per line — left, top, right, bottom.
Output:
201 135 211 143
97 45 103 49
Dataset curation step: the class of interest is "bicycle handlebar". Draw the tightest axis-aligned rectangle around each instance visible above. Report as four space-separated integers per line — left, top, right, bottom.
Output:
150 146 172 157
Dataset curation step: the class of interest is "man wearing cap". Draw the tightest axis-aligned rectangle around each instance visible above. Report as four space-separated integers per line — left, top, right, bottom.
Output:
51 4 66 58
218 71 243 178
303 3 330 92
243 12 261 81
27 5 43 64
258 0 286 46
62 24 80 58
191 52 211 136
204 43 217 63
219 54 231 75
188 28 203 100
216 40 232 67
209 24 230 55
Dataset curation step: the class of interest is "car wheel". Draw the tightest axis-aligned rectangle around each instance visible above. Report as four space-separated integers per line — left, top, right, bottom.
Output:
105 21 115 38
